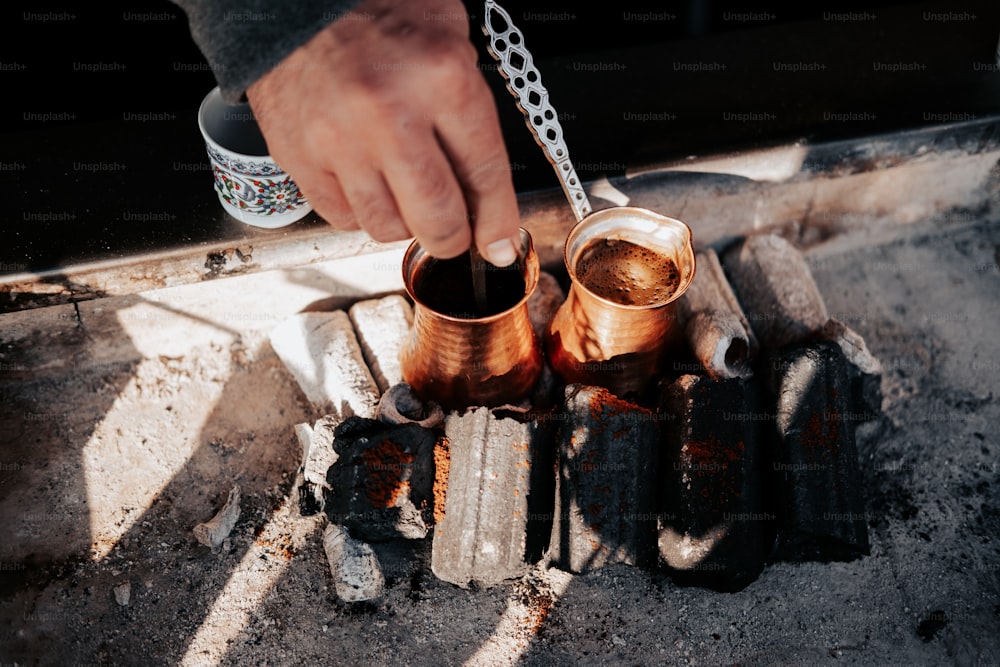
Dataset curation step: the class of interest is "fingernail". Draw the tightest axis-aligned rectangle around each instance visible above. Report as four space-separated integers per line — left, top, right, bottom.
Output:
485 238 518 267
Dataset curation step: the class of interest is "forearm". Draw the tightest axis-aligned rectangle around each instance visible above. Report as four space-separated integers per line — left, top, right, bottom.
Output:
171 0 364 103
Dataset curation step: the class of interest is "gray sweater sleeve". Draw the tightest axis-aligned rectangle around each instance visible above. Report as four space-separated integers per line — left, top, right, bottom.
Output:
171 0 364 104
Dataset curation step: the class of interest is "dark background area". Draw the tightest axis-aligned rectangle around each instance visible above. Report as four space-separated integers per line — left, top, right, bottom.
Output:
2 0 999 274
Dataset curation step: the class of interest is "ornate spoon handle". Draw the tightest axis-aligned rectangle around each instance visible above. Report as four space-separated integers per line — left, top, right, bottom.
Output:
483 1 592 222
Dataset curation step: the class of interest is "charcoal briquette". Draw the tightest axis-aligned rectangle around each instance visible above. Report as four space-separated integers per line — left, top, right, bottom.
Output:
324 416 437 542
548 384 659 573
657 374 769 591
430 406 555 588
764 339 870 562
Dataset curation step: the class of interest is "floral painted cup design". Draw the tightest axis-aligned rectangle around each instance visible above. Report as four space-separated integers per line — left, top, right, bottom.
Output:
197 87 311 228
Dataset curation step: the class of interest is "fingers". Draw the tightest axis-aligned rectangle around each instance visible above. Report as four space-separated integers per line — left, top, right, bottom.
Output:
320 107 464 250
294 169 359 231
334 168 410 243
378 127 471 259
321 49 478 257
430 68 522 266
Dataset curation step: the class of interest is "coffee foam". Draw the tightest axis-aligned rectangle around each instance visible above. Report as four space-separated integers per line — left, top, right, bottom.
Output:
575 239 681 306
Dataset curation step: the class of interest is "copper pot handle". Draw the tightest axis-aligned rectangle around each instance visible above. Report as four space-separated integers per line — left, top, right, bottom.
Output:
483 0 592 223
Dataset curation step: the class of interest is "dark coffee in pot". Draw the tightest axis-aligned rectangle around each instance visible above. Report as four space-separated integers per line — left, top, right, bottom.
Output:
412 252 527 319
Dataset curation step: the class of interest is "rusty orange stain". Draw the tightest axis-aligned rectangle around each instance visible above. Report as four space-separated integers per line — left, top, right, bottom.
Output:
361 438 415 508
254 535 297 561
433 436 450 524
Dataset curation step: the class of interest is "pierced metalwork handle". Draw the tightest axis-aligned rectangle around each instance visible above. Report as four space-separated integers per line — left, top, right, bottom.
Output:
483 0 592 222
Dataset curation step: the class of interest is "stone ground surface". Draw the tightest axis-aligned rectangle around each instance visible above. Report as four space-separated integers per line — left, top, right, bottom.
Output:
0 215 998 666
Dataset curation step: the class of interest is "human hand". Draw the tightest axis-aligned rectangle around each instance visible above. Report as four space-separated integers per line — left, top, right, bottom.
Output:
247 0 522 266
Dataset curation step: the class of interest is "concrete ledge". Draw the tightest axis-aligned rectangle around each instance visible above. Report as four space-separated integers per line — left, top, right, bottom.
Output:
3 117 998 313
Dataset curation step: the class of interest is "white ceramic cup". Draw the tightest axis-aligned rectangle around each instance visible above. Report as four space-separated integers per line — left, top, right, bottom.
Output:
197 87 311 228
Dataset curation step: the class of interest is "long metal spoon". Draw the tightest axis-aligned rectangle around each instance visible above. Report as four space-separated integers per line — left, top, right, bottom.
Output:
469 241 489 315
483 0 592 223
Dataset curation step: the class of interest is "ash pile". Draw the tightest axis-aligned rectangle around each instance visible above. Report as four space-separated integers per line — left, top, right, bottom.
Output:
269 232 883 602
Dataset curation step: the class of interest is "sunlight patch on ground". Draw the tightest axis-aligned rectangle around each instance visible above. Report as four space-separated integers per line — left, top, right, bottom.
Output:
463 567 574 667
81 354 230 560
180 496 324 667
